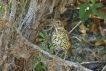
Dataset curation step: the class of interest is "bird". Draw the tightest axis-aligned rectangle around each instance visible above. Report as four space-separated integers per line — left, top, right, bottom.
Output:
51 20 73 59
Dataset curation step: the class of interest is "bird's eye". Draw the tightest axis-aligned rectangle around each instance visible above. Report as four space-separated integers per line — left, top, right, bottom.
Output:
57 21 60 24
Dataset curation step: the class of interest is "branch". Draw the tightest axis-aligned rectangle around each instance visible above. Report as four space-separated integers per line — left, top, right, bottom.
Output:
68 21 82 34
8 27 92 71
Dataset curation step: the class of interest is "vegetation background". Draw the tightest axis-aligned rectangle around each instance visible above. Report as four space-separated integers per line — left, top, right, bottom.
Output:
0 0 106 71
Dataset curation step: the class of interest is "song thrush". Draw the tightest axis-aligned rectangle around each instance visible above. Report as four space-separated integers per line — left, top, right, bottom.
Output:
51 20 73 57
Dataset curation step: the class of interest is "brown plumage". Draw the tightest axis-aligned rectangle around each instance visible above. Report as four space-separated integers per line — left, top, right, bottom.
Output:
51 20 73 57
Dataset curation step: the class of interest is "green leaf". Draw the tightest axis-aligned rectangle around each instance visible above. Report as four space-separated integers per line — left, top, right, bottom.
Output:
94 3 103 8
49 44 54 50
90 5 106 19
80 10 90 22
35 38 44 43
35 58 41 62
90 5 98 15
90 0 96 4
96 12 106 19
104 39 106 42
79 3 88 18
39 32 46 39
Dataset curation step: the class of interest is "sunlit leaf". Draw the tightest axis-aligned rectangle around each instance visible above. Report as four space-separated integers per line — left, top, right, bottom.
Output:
79 29 86 34
104 39 106 42
79 23 89 34
95 40 106 46
39 32 46 39
79 23 88 30
36 38 45 43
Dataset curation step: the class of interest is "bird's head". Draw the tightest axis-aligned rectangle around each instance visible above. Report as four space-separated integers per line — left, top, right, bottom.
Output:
53 20 63 28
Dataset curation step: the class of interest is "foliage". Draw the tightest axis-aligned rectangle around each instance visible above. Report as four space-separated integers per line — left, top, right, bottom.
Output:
104 39 106 42
0 0 105 70
39 32 47 40
36 32 54 53
32 57 47 71
0 5 5 14
79 0 106 22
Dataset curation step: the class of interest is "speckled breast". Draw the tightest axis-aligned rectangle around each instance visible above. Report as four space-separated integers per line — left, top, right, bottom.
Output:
51 29 71 51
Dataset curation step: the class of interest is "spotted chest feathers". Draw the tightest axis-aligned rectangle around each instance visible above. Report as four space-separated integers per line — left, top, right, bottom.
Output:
52 28 71 51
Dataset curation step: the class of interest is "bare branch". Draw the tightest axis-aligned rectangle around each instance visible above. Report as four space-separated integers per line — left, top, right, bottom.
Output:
8 27 92 71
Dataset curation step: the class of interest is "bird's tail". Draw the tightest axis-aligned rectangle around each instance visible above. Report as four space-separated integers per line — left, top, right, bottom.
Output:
67 47 73 56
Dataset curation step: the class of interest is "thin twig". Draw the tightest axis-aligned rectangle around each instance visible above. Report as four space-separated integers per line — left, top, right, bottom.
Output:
102 65 106 71
68 21 82 34
81 60 106 65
